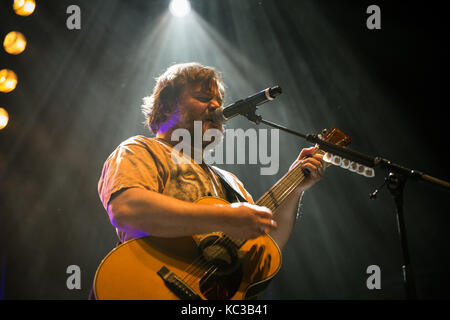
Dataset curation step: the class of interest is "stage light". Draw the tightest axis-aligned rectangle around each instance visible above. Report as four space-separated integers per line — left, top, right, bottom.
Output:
0 108 9 130
3 31 27 55
0 69 18 93
169 0 191 17
13 0 36 16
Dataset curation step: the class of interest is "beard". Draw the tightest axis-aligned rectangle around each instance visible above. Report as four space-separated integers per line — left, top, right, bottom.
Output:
177 108 224 149
203 123 224 151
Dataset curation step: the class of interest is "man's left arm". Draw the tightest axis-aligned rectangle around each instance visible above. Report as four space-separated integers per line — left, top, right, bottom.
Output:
269 147 325 251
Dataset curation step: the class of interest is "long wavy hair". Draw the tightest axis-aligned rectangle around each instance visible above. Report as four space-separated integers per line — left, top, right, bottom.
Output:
142 62 225 134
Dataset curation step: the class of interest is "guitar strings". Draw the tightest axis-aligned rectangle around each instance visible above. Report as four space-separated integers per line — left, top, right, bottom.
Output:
180 235 227 284
179 165 307 286
180 144 338 291
180 165 307 288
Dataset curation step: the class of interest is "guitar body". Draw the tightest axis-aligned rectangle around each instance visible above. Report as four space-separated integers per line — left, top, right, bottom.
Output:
94 197 282 300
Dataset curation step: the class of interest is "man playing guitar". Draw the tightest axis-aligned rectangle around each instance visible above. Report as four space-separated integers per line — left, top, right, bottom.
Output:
94 62 327 300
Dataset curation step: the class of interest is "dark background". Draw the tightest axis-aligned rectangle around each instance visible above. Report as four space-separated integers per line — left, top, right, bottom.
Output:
0 0 449 299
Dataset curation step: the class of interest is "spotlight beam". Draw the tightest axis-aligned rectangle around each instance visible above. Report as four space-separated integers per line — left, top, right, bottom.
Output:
169 0 191 18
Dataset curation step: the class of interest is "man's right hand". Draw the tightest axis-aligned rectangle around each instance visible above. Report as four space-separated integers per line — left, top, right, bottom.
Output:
218 202 277 240
109 188 277 240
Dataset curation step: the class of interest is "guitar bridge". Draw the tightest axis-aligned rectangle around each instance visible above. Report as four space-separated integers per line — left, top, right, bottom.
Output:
157 266 202 300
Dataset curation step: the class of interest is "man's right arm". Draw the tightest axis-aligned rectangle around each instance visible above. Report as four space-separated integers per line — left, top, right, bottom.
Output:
108 187 277 240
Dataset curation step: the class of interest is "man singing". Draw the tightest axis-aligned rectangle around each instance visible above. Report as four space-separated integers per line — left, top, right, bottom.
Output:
95 62 325 299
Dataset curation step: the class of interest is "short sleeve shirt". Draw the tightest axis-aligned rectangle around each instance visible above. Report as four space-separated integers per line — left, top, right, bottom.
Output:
98 135 253 242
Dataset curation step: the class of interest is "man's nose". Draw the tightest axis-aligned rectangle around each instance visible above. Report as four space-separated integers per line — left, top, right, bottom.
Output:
207 99 222 110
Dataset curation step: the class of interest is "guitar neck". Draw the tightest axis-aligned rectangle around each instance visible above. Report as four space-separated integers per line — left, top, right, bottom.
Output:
255 162 308 214
230 164 307 249
231 127 351 248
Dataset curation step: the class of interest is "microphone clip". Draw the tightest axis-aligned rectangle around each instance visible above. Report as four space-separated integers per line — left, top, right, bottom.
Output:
243 109 263 124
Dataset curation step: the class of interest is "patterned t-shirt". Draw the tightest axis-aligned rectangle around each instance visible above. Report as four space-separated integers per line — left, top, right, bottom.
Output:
98 135 253 242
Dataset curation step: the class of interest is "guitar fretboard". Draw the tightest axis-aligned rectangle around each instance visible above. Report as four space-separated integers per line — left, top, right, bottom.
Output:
232 162 308 248
256 163 307 212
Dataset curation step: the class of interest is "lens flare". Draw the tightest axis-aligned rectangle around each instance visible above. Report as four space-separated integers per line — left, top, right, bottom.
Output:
13 0 36 16
0 108 9 130
0 69 18 93
3 31 27 55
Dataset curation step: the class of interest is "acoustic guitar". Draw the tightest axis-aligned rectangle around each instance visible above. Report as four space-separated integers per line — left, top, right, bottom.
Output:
93 127 352 300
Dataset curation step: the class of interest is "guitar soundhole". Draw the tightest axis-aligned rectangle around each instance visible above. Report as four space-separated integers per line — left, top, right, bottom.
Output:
198 235 242 300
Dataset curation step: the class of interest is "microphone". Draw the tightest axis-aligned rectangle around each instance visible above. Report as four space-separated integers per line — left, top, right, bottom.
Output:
212 86 282 123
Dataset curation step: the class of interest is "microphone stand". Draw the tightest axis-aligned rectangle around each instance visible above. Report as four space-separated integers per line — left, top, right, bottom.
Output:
240 108 450 300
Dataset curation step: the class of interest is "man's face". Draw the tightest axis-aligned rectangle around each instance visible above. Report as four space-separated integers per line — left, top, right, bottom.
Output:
173 81 224 142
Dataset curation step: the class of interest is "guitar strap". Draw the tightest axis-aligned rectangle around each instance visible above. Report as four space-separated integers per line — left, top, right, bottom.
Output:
209 165 248 203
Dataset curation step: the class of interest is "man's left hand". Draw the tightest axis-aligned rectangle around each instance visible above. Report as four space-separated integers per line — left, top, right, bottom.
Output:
289 146 327 192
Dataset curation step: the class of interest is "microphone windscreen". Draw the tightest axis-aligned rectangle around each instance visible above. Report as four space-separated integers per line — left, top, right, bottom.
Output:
211 108 227 124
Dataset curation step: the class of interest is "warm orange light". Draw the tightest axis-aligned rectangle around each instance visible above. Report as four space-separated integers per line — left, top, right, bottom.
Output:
0 108 9 130
3 31 27 55
0 69 18 93
13 0 36 16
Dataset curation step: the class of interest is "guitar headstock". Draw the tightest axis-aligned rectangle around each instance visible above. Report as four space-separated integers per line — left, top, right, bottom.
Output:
320 127 352 147
318 126 375 178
